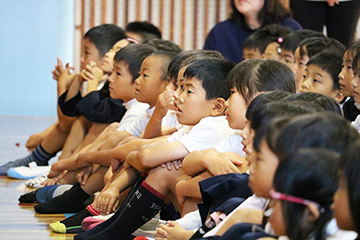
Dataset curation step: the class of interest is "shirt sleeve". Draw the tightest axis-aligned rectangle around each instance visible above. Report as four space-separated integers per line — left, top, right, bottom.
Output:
58 90 83 117
75 91 126 123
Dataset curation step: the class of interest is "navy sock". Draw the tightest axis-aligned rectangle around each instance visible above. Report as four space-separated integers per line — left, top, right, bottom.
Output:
34 183 90 213
86 182 165 240
74 172 147 240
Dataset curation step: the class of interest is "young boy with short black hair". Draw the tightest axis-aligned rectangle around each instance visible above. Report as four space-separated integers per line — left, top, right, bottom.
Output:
74 58 236 240
298 51 344 103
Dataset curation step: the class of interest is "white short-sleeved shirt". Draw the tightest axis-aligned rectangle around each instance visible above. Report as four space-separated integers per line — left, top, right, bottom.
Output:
116 99 149 131
124 109 178 137
352 115 360 132
214 131 245 156
167 116 236 152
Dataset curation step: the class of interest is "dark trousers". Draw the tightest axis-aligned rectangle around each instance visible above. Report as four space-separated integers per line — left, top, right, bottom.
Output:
290 0 360 47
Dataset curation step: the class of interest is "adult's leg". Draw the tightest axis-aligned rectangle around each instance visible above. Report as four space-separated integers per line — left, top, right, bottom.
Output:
325 1 360 46
290 1 326 32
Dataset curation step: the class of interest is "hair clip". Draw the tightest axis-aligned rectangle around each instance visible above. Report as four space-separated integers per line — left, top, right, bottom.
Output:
127 37 139 44
277 37 283 43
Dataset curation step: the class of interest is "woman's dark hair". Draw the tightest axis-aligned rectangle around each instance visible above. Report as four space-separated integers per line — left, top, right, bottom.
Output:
114 44 156 82
227 59 295 104
274 148 339 240
264 112 359 161
229 0 291 30
286 92 343 115
338 141 360 233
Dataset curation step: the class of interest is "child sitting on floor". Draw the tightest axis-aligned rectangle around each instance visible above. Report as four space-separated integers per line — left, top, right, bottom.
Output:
298 51 344 103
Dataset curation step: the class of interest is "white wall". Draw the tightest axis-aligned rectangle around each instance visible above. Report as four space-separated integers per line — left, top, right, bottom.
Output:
0 0 74 116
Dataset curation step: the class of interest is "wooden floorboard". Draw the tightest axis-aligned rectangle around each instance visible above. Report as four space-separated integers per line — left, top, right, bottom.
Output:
0 116 75 239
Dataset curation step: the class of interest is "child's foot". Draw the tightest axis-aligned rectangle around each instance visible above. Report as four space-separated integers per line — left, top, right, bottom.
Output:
7 163 50 180
34 183 90 213
0 145 52 175
50 205 100 233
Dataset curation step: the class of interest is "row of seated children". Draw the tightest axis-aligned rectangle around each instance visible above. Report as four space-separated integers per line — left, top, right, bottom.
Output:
241 24 360 124
7 22 360 239
150 45 360 240
0 21 174 180
70 41 359 239
0 23 128 177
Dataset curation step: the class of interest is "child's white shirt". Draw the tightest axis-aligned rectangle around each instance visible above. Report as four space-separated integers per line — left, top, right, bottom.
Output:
214 130 245 156
167 116 236 152
116 99 149 131
124 108 178 137
352 115 360 132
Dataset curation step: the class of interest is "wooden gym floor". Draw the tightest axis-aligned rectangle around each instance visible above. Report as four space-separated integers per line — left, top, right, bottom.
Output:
0 116 75 239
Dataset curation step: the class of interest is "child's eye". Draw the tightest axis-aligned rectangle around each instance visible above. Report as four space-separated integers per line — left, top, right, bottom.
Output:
116 71 121 76
143 74 149 78
187 90 193 94
347 65 352 70
313 79 321 84
230 90 235 95
302 75 306 80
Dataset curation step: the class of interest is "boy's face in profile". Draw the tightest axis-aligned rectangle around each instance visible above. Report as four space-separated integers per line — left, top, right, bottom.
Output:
225 88 247 130
243 48 262 60
135 55 168 108
248 139 279 199
294 47 310 90
108 61 134 102
101 39 130 74
338 51 355 97
298 64 339 99
280 49 296 75
174 77 216 126
81 38 102 70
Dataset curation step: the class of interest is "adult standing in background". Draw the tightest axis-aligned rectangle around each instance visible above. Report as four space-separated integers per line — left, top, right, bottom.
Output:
290 0 360 47
203 0 301 63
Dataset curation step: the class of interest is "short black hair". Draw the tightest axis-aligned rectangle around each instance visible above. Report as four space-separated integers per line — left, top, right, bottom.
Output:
167 50 224 82
306 51 343 90
114 44 157 82
84 24 127 58
299 36 345 59
184 58 235 100
227 59 296 104
281 29 324 54
125 21 162 42
267 112 360 160
148 51 177 82
243 24 292 54
143 39 182 55
286 92 343 115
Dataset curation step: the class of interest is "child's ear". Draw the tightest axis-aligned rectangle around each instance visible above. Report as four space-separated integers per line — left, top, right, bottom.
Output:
304 203 320 223
211 98 227 116
333 90 345 103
